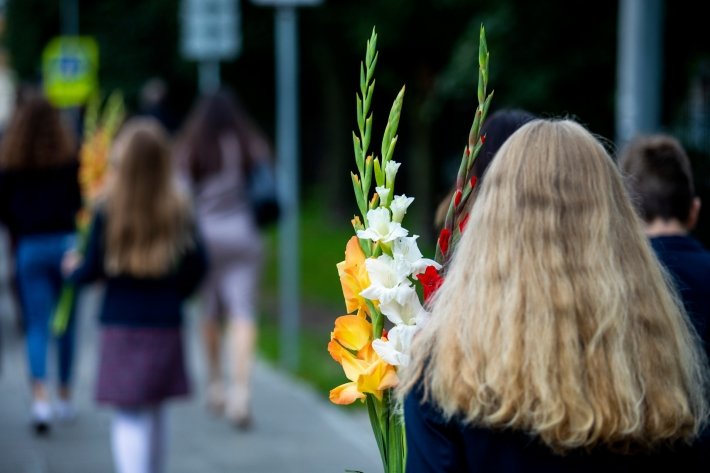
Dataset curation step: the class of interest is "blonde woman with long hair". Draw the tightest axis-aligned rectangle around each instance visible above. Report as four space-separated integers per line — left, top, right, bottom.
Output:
400 119 709 472
65 118 207 473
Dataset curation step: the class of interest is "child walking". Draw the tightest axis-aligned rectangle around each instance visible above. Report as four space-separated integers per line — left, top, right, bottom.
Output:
65 117 207 473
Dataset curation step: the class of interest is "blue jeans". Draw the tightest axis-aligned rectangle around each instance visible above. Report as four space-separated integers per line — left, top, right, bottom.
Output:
16 232 77 386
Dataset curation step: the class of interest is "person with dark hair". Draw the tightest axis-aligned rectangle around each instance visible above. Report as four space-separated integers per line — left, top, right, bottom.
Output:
435 109 535 227
619 135 710 358
0 88 80 433
176 90 270 428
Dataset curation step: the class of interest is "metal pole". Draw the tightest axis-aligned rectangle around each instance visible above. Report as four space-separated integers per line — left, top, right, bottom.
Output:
275 6 300 371
616 0 664 145
60 0 81 136
198 60 221 94
61 0 79 35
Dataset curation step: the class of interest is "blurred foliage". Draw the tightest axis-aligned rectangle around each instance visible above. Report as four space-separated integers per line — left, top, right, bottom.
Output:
4 0 710 244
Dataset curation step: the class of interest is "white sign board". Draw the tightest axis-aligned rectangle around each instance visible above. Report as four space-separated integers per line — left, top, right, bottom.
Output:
181 0 241 61
250 0 323 6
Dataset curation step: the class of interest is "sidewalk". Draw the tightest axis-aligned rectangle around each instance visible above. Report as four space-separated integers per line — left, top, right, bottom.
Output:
0 277 381 472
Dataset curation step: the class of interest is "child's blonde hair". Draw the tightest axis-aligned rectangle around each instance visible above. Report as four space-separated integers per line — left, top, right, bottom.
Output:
400 119 709 452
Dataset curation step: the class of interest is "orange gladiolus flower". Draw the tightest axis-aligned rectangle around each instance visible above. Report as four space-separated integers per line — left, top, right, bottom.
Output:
330 381 366 405
356 358 398 401
337 236 372 318
332 315 371 351
328 318 399 405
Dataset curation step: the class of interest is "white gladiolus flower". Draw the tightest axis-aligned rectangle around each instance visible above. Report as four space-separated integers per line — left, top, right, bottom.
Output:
375 186 391 205
372 324 418 366
385 160 401 185
360 255 412 304
378 287 425 326
390 194 414 223
356 207 408 243
393 236 441 275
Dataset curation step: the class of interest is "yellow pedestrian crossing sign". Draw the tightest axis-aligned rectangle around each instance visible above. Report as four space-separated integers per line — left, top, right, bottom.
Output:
42 36 99 108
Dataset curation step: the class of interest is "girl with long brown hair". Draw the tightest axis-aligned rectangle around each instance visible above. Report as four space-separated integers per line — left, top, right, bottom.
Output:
65 118 207 473
400 119 709 471
0 88 80 434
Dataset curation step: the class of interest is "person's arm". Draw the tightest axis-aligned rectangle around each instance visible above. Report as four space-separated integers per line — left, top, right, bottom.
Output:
67 210 106 285
404 386 463 473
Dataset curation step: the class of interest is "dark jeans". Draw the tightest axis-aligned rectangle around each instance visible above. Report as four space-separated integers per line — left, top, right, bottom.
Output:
16 232 76 386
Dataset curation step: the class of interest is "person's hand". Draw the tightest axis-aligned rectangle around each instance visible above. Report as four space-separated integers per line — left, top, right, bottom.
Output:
61 250 82 277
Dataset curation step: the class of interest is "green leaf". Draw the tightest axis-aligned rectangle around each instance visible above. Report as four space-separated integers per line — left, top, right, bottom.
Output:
364 80 375 121
479 24 488 69
366 52 378 86
363 155 373 197
382 86 405 163
374 157 384 187
384 136 398 165
356 94 365 137
352 173 367 223
360 62 366 98
352 133 364 176
364 116 373 156
366 395 387 471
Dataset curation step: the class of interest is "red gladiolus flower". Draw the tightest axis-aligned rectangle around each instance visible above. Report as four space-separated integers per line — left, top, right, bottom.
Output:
459 213 470 233
438 228 452 255
454 189 462 207
417 265 444 303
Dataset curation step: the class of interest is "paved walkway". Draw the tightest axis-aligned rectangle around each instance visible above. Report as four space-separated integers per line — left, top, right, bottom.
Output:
0 236 381 472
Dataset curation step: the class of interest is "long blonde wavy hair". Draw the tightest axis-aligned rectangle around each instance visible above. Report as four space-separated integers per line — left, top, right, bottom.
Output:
400 119 709 452
105 118 192 277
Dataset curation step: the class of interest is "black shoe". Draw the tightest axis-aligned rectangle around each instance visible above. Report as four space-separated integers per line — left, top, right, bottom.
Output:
32 420 50 436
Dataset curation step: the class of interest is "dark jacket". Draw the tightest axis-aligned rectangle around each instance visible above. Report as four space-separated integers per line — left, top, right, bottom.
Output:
651 235 710 356
69 210 208 327
405 384 708 472
0 162 81 239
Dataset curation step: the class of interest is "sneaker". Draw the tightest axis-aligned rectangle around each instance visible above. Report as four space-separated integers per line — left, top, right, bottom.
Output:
206 382 225 415
226 387 252 431
31 400 52 435
55 400 77 423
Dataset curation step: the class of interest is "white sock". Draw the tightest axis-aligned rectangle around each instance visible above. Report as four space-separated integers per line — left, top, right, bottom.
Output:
112 408 155 473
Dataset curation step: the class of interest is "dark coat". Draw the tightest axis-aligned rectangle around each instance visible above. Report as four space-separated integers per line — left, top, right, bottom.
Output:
651 235 710 357
69 210 208 327
405 384 708 472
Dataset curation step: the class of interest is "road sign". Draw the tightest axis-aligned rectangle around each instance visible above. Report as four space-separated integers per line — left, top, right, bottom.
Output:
42 36 98 108
181 0 241 61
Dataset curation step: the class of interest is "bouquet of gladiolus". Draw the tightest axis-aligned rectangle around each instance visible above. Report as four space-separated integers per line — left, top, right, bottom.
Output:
328 26 493 473
52 92 125 335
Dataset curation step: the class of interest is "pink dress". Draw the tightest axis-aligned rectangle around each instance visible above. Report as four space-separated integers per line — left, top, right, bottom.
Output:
191 134 264 320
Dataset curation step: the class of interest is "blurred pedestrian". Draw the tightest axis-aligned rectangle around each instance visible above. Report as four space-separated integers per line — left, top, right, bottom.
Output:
434 108 536 228
64 117 207 473
401 120 710 472
619 135 710 357
176 90 270 428
0 88 80 434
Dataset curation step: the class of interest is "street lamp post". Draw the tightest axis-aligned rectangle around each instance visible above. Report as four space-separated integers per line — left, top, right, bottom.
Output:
251 0 322 371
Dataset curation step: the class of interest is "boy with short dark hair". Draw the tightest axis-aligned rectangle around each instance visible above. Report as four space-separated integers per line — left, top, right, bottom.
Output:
619 135 709 356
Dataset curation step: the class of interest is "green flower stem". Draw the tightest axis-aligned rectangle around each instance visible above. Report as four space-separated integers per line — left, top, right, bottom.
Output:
436 25 494 265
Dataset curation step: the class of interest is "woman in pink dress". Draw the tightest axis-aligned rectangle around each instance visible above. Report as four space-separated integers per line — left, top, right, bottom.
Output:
177 91 270 428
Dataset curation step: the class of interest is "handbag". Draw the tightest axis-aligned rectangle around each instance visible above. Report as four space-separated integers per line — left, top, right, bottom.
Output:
247 160 280 228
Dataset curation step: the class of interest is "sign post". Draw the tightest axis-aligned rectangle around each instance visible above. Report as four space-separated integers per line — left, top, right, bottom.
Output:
251 0 323 371
181 0 242 94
